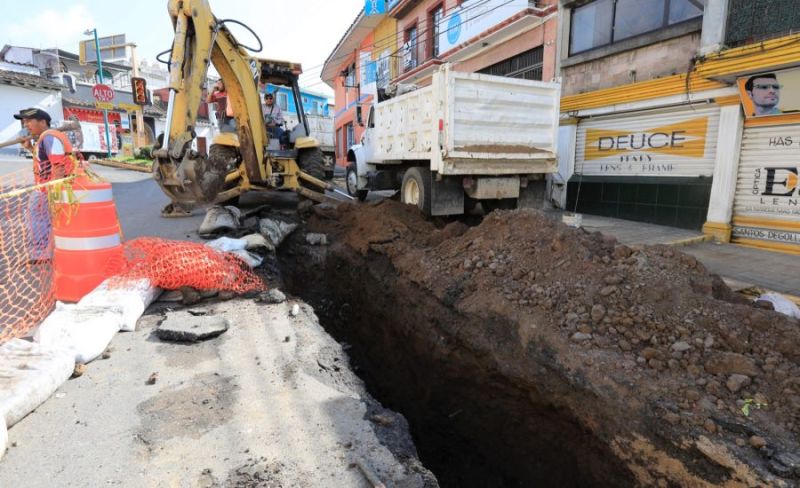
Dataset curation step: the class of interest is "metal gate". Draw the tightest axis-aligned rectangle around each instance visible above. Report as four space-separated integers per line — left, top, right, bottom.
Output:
731 124 800 253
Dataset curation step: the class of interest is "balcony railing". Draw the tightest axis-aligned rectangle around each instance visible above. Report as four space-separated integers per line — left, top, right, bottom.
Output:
725 0 800 47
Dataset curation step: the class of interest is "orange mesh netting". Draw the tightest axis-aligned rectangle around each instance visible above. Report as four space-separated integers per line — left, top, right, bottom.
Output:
108 237 265 293
0 169 57 344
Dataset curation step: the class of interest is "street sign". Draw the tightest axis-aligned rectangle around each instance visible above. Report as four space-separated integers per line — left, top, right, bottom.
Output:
118 103 140 112
92 84 115 103
95 102 115 110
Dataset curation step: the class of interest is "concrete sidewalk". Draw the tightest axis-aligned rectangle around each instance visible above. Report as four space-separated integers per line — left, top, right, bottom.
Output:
566 213 799 296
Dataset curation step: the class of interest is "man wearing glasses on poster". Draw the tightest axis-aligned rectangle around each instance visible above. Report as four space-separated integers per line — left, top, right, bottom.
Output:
745 73 783 116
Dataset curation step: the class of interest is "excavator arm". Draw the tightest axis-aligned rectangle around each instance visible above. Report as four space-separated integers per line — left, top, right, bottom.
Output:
154 0 269 207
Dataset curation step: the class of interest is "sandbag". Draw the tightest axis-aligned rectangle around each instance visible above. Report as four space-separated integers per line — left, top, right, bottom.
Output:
78 278 161 332
34 303 123 364
0 339 74 428
205 237 263 268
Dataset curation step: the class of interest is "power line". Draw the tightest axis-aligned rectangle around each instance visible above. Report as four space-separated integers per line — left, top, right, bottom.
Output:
301 0 521 89
297 0 497 79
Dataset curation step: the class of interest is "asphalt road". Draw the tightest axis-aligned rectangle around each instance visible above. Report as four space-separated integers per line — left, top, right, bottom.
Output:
2 155 203 241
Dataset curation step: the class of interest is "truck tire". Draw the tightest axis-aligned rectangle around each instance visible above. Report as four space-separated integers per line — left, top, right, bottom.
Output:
297 147 326 189
346 163 368 201
401 167 432 215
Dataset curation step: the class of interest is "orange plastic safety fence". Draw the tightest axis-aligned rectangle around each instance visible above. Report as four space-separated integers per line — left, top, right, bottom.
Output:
0 169 56 344
107 237 265 294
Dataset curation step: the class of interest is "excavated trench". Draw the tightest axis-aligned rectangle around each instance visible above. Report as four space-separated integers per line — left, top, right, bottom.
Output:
279 234 635 486
274 200 800 488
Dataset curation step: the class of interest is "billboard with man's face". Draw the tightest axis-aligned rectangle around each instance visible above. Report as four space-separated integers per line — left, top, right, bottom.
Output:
738 68 800 118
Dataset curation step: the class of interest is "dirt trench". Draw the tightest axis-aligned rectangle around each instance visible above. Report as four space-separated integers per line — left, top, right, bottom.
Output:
279 199 800 487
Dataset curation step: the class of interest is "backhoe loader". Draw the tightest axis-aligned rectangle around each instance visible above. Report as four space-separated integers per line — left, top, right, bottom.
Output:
153 0 346 216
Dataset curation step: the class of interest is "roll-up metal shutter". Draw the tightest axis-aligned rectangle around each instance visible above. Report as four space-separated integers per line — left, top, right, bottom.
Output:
575 105 721 178
732 124 800 252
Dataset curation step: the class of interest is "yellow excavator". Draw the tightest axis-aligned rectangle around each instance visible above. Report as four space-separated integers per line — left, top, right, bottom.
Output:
153 0 348 216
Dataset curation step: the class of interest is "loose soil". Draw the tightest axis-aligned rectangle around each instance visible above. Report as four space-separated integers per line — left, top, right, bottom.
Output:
280 199 800 487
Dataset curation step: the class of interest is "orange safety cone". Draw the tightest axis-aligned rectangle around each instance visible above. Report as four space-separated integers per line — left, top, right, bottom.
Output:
52 174 122 302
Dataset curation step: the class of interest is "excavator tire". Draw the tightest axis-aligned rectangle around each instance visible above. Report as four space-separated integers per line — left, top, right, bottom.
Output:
297 147 326 190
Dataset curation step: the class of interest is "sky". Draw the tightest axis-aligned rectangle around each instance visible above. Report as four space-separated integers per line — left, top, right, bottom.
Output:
0 0 365 98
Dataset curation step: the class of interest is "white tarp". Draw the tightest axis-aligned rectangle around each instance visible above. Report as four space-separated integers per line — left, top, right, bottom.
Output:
0 339 74 429
78 278 161 332
34 303 122 364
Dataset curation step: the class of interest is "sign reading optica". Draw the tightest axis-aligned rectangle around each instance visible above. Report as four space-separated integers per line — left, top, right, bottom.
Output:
732 124 800 247
574 107 720 177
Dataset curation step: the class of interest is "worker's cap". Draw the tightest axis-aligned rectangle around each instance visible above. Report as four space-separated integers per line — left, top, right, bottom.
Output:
13 107 51 123
264 92 274 99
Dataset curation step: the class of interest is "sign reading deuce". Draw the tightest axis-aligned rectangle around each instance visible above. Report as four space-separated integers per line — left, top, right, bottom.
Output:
584 117 709 161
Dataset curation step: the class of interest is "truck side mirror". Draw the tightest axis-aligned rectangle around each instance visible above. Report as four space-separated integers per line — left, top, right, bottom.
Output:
356 106 363 126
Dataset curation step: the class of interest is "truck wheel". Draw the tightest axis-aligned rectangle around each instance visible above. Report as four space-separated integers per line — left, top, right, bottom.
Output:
297 148 326 188
401 167 431 215
482 198 517 214
346 163 368 201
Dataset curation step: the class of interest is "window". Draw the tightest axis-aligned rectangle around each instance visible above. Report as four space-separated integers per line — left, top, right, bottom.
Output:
429 4 443 58
345 123 355 150
345 64 356 87
725 0 800 47
404 24 418 71
277 92 288 111
569 0 705 55
479 46 544 80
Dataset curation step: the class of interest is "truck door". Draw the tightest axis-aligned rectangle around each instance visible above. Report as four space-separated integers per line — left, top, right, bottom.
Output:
361 105 376 163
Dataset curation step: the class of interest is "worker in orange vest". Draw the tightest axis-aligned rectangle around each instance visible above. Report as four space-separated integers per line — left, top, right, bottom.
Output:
14 108 77 263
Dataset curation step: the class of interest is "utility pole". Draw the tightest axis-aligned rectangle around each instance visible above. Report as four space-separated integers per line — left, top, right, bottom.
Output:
84 28 113 159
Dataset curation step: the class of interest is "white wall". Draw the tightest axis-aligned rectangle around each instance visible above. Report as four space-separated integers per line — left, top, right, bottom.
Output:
0 85 63 154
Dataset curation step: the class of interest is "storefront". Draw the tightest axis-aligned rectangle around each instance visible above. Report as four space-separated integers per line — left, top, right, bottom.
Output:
731 124 800 253
567 105 721 230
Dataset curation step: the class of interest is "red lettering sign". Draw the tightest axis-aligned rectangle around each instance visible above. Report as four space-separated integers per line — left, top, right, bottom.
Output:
92 84 115 102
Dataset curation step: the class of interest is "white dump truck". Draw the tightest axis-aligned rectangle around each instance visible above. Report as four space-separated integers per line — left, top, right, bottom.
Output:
345 64 560 215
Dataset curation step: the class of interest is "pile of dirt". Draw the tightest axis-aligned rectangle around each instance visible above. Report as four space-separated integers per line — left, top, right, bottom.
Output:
286 199 800 487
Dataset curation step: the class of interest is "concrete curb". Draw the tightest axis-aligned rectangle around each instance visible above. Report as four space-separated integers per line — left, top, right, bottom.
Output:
91 159 152 173
666 235 712 247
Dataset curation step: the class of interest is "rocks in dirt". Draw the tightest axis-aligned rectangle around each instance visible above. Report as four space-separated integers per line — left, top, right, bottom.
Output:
571 332 592 342
704 352 760 377
290 304 300 317
297 200 800 486
671 341 692 353
590 304 606 323
749 435 767 449
146 372 158 385
726 374 751 393
257 289 287 304
305 233 329 246
156 311 230 342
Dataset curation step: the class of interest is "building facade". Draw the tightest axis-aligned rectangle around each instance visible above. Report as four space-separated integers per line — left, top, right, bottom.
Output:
322 0 558 169
556 0 800 254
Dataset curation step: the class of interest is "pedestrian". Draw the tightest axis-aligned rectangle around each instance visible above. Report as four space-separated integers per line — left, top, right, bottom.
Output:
207 79 235 131
13 107 76 263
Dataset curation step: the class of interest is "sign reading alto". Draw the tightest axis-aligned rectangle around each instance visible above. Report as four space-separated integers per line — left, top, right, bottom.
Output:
575 106 720 177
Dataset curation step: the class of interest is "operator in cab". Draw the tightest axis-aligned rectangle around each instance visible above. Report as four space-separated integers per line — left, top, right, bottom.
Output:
263 91 285 142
